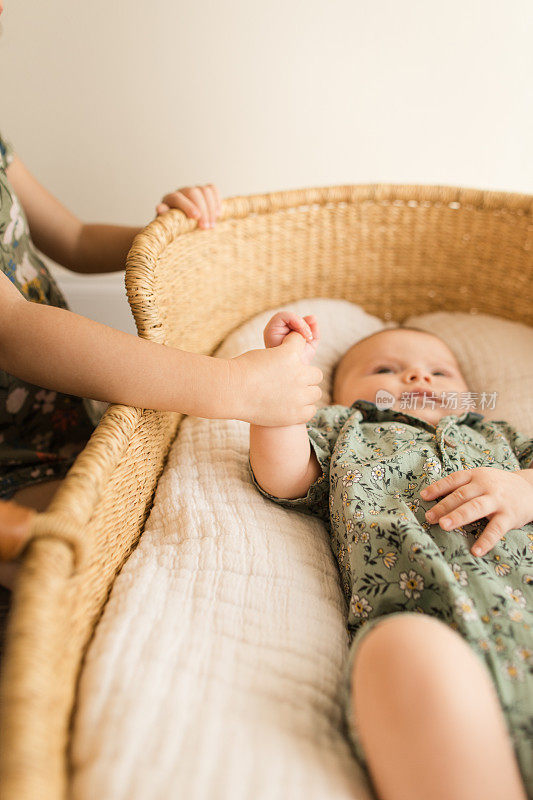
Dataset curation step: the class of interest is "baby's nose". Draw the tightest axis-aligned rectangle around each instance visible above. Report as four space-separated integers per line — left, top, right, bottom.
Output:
404 367 431 383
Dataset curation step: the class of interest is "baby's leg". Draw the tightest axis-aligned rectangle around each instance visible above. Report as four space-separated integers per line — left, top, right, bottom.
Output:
351 614 526 800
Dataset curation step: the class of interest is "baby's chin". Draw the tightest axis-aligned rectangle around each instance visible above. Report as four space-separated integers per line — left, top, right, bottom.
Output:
397 405 445 425
332 394 472 427
391 400 474 426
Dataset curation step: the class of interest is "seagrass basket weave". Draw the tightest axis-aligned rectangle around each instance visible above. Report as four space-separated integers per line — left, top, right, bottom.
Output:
0 184 531 800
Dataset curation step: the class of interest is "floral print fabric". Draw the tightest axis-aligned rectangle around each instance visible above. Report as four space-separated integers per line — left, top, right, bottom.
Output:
0 131 96 498
251 399 533 793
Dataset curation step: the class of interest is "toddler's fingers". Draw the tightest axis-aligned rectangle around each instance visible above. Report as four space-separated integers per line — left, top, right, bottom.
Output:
207 183 222 216
156 203 170 215
160 191 201 222
301 404 318 423
181 186 210 229
281 329 308 353
202 184 218 226
471 514 509 557
307 364 323 385
301 344 318 365
309 384 322 402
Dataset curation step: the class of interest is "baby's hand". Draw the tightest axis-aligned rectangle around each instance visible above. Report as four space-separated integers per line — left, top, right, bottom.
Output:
420 467 533 557
263 312 320 364
155 184 221 229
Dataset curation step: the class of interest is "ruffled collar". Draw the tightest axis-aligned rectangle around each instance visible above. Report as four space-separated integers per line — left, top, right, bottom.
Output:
349 399 484 433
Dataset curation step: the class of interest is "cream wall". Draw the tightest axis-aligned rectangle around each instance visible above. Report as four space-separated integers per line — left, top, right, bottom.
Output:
1 0 532 332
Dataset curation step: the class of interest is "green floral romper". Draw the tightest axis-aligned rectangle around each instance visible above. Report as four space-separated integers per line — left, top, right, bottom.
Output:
0 131 99 499
251 399 533 795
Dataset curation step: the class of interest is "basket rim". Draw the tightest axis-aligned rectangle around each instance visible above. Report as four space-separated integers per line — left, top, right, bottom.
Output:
125 181 533 342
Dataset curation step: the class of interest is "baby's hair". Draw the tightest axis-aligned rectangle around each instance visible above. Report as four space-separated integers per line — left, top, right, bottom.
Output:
331 325 449 401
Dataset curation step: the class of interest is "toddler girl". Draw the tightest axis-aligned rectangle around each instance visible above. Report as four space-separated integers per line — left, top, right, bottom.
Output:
0 133 320 506
250 311 532 800
0 132 321 596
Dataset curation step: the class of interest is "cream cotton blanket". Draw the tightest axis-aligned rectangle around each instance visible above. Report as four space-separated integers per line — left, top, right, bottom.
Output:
71 299 533 800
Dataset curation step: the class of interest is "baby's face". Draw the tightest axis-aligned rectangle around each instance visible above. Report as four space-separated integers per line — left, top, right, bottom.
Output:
333 329 470 426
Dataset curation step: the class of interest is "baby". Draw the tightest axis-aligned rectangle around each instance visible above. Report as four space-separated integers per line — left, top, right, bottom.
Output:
249 311 533 800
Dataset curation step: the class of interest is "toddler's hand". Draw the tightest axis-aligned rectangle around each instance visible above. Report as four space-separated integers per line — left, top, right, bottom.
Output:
420 467 533 557
155 184 221 229
230 332 322 426
263 312 320 364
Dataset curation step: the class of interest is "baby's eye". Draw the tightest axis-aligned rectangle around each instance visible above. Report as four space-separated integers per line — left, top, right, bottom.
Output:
432 370 447 376
374 366 394 374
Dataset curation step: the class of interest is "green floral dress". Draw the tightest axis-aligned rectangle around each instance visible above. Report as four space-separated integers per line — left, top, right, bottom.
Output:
251 399 533 794
0 131 98 499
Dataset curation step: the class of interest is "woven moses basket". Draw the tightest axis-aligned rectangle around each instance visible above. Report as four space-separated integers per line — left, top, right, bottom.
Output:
0 184 532 799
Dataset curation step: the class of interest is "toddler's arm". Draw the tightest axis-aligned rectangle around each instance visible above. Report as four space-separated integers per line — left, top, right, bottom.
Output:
249 313 322 499
0 273 322 427
7 155 220 274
